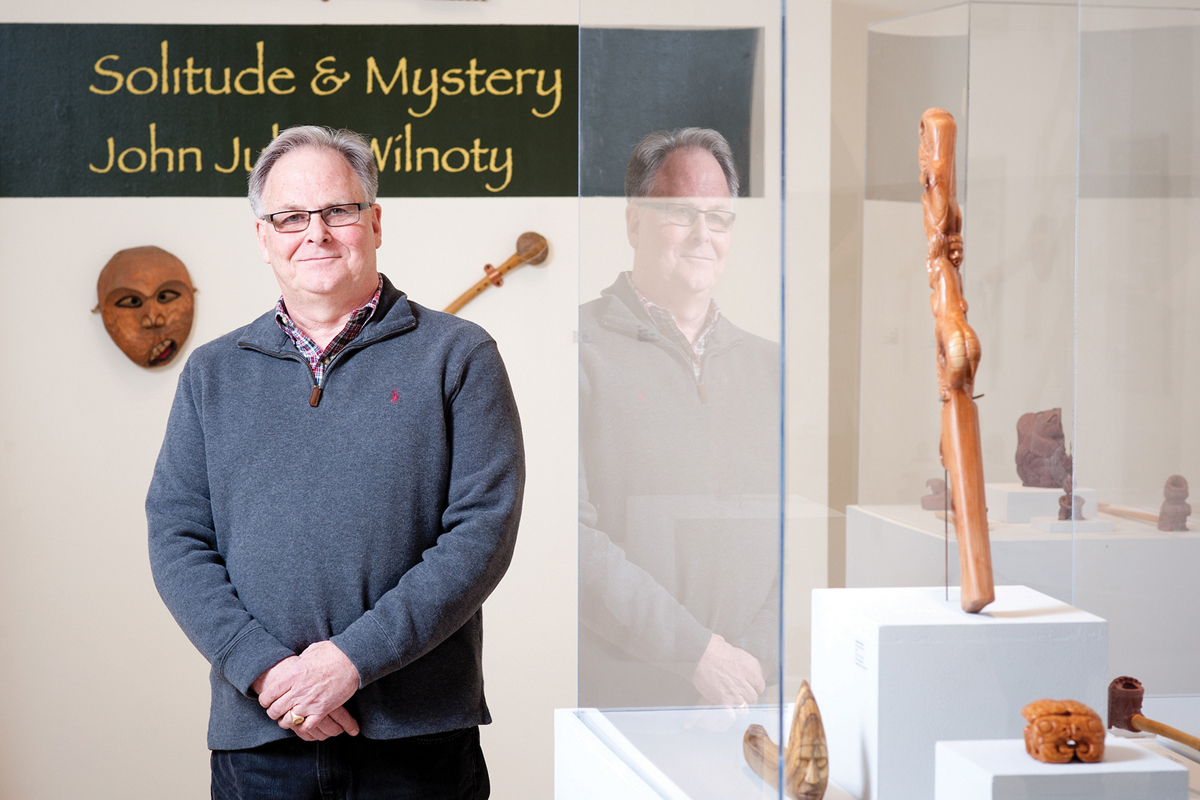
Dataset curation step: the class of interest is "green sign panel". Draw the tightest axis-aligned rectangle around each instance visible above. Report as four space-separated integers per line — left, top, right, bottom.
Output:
0 24 578 197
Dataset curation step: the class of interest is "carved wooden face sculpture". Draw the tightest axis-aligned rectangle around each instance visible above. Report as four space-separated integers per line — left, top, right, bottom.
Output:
1021 699 1105 763
97 246 194 368
787 681 829 800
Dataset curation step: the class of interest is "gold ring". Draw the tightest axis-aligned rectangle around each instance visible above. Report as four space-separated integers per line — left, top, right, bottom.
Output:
290 712 305 726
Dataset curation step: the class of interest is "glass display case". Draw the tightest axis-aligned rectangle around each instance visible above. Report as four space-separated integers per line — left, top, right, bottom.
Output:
561 1 831 798
850 1 1200 797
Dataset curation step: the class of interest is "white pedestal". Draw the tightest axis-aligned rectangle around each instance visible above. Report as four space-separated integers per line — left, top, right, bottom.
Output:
811 585 1108 800
934 738 1187 800
845 504 1200 693
986 483 1099 523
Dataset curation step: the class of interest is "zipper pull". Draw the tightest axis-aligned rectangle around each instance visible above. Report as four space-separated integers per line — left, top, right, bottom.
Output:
309 386 322 407
697 381 708 403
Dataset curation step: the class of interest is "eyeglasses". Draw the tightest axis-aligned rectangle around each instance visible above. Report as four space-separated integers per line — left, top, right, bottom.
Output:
263 202 370 233
639 202 736 233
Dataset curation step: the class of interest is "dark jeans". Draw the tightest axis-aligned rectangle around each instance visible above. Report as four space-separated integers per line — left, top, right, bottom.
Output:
211 727 489 800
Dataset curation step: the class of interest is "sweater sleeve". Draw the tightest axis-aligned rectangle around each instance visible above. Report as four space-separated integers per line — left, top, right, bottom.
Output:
146 358 295 695
330 338 525 686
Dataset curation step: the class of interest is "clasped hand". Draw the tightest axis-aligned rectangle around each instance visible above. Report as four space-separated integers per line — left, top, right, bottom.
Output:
251 641 362 742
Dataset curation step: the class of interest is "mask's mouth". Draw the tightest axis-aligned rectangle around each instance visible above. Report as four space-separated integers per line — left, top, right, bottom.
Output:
148 339 177 366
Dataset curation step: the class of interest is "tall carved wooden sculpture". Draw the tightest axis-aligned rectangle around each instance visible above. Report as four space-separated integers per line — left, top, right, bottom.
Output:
919 108 995 613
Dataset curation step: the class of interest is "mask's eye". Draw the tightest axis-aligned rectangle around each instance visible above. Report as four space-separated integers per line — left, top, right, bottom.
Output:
157 289 181 304
114 295 143 308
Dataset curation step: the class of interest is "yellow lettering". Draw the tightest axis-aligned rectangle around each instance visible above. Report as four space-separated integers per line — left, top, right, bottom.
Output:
161 41 169 94
184 58 203 95
311 56 350 96
244 147 252 172
471 138 488 172
366 56 407 94
408 68 438 118
466 58 486 96
441 68 464 96
89 55 123 95
416 146 439 172
150 123 173 172
533 69 562 118
441 147 469 173
205 67 232 95
235 41 265 95
127 66 159 95
178 146 202 172
173 67 180 94
394 137 404 172
371 136 394 172
515 68 536 95
118 147 147 173
272 123 279 139
485 147 513 192
267 67 295 95
485 68 513 96
214 137 241 173
405 123 412 172
89 137 115 173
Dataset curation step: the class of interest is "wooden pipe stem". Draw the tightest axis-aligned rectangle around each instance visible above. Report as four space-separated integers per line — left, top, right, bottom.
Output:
444 232 548 315
1132 714 1200 753
1097 503 1160 524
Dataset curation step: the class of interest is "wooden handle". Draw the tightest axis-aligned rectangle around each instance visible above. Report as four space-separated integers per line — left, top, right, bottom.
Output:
1098 503 1159 524
444 232 548 315
1133 714 1200 752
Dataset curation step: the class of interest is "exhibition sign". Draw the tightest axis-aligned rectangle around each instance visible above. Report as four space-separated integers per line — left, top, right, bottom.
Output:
0 24 578 197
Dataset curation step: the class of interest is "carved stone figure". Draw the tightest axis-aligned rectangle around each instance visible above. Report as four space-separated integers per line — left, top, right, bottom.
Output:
919 107 994 613
1058 475 1084 521
743 680 829 800
95 246 194 368
1016 408 1072 488
1022 699 1105 763
1158 475 1191 531
920 478 953 511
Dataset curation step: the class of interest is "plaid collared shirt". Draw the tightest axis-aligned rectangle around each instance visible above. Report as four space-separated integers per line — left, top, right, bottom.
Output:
275 276 383 387
625 272 721 380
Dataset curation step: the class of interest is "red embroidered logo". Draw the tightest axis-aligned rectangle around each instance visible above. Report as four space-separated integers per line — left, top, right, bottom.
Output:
389 389 400 404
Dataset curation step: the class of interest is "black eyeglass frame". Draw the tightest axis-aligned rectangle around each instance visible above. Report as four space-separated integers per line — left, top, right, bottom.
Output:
637 201 737 232
262 202 371 232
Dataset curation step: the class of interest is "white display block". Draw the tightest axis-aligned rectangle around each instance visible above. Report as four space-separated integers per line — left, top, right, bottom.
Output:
986 483 1099 523
1030 516 1114 533
934 738 1188 800
811 585 1108 800
846 505 1200 693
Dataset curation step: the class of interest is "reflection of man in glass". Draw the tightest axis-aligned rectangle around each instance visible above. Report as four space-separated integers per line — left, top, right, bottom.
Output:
579 128 779 711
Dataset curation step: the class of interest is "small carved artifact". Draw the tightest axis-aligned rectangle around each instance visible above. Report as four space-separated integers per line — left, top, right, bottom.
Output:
1108 676 1200 751
1021 699 1105 763
743 681 828 800
919 108 994 613
1058 475 1084 521
444 232 549 315
95 246 195 368
1015 408 1072 489
921 478 954 511
1158 475 1191 531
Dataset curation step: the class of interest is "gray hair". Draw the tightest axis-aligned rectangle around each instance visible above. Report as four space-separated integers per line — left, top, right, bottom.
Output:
624 127 739 199
248 126 379 217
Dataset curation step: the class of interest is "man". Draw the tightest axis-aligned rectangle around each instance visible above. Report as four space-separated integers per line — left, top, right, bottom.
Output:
578 128 780 712
147 126 524 799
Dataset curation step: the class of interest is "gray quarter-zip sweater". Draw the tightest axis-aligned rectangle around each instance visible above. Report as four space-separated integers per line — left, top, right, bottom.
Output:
147 275 524 750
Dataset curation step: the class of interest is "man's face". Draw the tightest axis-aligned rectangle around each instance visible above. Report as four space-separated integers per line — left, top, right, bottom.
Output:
97 246 194 367
627 147 732 301
254 147 382 303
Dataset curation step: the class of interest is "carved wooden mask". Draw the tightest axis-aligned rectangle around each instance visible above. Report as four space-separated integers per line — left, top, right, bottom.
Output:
97 246 194 368
788 681 829 800
1021 699 1105 763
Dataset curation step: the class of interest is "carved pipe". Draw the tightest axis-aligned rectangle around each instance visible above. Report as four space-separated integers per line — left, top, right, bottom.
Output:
1108 676 1200 752
444 232 549 315
919 108 994 613
743 681 829 800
